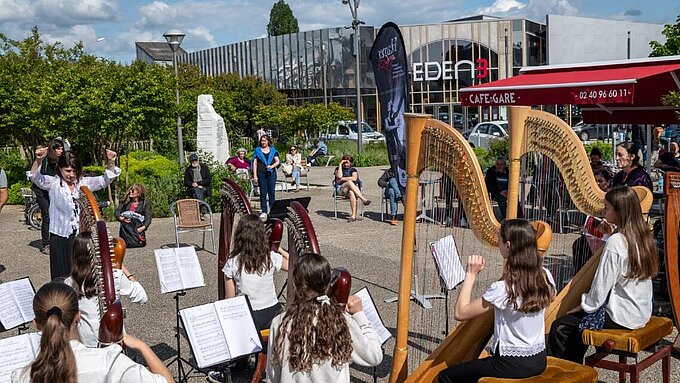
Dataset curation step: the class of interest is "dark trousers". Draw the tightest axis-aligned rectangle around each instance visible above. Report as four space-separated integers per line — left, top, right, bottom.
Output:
188 187 208 201
438 349 547 383
495 194 508 220
36 194 50 248
258 171 276 213
547 311 626 363
49 232 76 280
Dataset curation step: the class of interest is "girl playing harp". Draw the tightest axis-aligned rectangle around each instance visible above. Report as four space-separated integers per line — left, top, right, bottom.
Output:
438 220 556 383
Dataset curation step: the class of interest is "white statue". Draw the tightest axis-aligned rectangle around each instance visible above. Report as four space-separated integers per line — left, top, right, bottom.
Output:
197 94 229 166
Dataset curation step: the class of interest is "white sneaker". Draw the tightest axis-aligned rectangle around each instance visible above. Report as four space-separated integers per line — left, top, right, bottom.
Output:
259 213 268 221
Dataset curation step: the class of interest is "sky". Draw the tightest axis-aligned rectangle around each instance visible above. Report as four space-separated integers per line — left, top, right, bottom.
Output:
0 0 678 63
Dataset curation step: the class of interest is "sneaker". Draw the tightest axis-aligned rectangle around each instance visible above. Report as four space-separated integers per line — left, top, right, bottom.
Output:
390 217 398 226
207 370 226 383
259 213 268 221
41 245 50 255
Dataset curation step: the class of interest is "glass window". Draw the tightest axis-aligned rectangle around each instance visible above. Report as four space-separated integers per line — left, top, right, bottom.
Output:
339 125 349 135
489 125 502 137
476 124 489 135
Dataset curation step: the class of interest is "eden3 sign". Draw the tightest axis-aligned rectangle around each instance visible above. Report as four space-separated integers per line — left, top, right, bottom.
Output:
412 59 489 82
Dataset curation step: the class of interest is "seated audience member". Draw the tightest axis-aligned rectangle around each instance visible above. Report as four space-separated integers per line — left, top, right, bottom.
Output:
282 145 303 192
184 153 212 201
548 186 658 364
225 148 251 178
115 184 152 248
612 143 652 190
485 157 509 220
66 232 148 347
334 155 371 222
589 147 612 176
267 253 382 383
0 167 7 213
307 139 327 166
11 282 171 383
377 167 402 225
654 140 680 171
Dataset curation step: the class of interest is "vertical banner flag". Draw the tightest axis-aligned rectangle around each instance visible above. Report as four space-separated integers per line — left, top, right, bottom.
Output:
369 22 409 187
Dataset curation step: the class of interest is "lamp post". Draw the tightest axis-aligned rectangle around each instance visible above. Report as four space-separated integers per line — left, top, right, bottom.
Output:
343 0 364 153
308 41 328 107
164 29 186 167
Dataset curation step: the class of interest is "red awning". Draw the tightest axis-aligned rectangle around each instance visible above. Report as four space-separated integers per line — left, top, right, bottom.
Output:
460 56 680 124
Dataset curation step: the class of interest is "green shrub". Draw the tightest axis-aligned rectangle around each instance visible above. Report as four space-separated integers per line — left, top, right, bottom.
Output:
584 141 613 162
324 141 388 167
473 147 493 170
0 150 30 203
8 182 30 205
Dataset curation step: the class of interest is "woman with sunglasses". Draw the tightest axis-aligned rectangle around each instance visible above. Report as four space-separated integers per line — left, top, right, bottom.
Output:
283 146 303 192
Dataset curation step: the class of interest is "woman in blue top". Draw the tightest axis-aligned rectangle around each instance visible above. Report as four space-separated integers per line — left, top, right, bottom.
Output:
252 134 280 214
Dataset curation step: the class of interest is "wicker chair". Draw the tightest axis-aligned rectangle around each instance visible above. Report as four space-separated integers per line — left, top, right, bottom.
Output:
170 199 215 253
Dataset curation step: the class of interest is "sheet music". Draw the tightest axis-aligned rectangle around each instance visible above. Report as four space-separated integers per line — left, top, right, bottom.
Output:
180 303 230 368
354 287 392 345
154 248 184 293
0 278 36 330
214 296 262 358
430 235 466 290
175 246 205 290
0 333 40 383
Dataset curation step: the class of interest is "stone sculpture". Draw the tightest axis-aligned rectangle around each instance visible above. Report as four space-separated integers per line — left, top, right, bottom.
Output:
197 94 229 166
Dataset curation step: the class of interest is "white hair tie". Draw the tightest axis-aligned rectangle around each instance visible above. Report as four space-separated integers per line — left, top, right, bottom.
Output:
315 295 331 306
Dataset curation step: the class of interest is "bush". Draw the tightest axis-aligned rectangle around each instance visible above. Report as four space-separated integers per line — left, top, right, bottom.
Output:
584 141 613 162
0 149 30 204
8 182 29 205
324 141 388 167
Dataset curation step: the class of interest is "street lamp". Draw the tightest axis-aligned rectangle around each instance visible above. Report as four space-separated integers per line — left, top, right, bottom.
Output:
307 41 328 107
342 0 364 153
164 29 186 167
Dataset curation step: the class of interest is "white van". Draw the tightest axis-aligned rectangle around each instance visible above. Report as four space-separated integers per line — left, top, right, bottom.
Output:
321 121 385 143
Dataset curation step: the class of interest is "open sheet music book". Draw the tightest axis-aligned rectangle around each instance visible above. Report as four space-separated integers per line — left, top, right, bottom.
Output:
0 278 36 330
0 333 40 383
354 287 392 345
430 235 466 290
180 296 262 368
154 247 205 293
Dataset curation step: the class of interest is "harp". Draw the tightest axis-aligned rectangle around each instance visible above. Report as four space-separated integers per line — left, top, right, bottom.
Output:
388 114 552 383
217 178 284 299
77 186 124 346
505 106 652 328
663 171 680 349
283 201 322 300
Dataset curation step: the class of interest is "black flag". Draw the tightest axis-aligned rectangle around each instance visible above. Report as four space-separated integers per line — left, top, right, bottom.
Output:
369 22 409 187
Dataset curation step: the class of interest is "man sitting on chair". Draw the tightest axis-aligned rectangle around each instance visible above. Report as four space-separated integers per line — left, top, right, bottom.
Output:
184 153 212 201
378 167 402 225
307 139 327 166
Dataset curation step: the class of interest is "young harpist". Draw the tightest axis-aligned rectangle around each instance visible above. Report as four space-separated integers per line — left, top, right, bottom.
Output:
66 231 148 347
11 282 173 383
267 253 383 383
438 220 556 383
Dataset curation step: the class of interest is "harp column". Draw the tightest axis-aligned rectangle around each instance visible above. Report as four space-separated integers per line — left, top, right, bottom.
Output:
506 106 530 220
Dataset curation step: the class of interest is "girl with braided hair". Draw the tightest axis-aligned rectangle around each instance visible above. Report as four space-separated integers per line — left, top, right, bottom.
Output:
267 253 382 383
11 282 173 383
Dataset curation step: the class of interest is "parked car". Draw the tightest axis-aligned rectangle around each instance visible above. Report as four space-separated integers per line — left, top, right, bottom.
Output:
467 121 508 150
571 122 616 141
320 121 385 142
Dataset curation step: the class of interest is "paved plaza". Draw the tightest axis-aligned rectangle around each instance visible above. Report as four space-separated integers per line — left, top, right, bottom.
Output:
0 165 678 382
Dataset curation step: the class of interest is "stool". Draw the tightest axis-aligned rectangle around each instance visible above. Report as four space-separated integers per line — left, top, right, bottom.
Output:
479 356 597 383
251 329 269 383
582 316 673 383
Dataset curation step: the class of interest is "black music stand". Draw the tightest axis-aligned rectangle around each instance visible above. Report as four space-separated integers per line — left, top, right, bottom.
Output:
166 290 196 383
267 197 311 220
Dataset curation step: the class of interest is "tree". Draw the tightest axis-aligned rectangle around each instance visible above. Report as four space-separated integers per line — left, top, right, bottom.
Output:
649 15 680 57
266 0 299 37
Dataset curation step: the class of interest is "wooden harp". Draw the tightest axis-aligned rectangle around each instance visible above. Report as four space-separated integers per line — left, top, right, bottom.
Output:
663 171 680 349
389 114 552 383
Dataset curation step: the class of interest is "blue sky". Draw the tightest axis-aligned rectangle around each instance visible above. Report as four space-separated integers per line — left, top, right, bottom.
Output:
0 0 678 63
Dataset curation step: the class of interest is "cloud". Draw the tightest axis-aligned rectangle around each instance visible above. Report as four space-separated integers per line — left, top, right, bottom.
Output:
475 0 526 15
42 24 98 47
187 26 216 48
472 0 578 20
623 8 643 17
34 0 120 27
0 0 34 23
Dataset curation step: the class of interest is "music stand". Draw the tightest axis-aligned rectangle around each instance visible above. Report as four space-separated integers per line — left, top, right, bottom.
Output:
384 243 446 309
267 197 311 220
166 290 196 383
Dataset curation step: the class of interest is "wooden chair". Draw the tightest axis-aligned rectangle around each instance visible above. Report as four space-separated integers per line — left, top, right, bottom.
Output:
251 329 269 383
170 199 215 253
582 316 673 383
479 356 598 383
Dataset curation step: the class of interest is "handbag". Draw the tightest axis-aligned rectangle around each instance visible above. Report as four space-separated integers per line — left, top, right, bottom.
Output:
281 163 293 176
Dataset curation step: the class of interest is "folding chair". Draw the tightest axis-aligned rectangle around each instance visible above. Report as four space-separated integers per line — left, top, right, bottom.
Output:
332 178 365 219
170 199 216 253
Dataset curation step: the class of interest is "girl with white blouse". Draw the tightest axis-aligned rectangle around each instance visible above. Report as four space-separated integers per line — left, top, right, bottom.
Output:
12 282 173 383
30 148 120 280
438 219 556 383
547 186 658 363
66 232 148 347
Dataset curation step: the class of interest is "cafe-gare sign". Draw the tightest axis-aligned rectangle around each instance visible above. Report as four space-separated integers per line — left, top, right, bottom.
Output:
412 58 489 82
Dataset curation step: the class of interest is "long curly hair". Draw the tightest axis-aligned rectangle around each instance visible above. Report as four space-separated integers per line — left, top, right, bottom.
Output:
122 183 146 205
30 282 79 383
272 253 352 372
605 186 658 279
500 219 555 313
69 232 97 299
229 214 271 274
